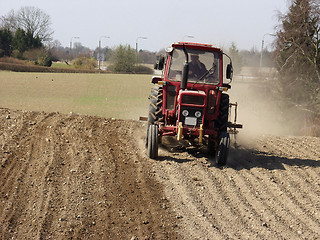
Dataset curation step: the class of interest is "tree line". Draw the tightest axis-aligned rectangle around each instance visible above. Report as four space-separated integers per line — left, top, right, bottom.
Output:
0 6 274 72
274 0 320 124
0 7 52 66
0 28 43 57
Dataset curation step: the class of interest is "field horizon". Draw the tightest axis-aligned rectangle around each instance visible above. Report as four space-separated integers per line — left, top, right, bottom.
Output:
0 71 153 120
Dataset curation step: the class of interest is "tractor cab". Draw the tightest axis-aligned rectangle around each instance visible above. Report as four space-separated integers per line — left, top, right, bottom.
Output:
167 45 221 85
155 42 233 85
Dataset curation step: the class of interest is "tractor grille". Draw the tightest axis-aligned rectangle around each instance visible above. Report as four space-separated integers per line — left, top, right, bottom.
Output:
180 106 203 126
181 95 204 105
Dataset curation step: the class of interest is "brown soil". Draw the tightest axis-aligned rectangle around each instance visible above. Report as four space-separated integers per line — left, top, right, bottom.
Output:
0 107 319 239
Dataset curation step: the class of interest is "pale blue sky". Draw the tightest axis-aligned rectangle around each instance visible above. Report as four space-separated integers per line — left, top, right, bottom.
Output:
1 0 289 51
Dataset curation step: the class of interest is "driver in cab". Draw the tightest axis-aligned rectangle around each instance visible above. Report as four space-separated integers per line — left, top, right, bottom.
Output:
189 54 207 79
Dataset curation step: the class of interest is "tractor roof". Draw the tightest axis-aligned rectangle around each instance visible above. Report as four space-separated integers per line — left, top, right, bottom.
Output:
171 42 222 52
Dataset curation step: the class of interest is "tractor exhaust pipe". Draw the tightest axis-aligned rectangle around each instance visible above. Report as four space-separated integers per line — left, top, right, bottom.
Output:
181 44 189 90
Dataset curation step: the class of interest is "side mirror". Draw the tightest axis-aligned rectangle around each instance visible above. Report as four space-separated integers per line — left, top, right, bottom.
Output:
154 56 165 70
181 62 189 90
226 64 233 80
154 63 159 69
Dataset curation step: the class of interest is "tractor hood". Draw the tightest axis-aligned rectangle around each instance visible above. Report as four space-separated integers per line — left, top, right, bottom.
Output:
177 89 206 106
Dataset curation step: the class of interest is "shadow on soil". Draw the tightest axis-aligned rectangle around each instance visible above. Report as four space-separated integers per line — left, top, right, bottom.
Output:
157 148 210 164
227 147 320 171
156 137 320 170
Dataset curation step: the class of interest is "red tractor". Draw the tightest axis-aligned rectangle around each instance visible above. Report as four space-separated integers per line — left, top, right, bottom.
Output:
146 42 242 166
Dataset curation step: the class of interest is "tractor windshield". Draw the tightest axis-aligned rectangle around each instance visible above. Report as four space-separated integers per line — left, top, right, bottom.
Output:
167 48 220 85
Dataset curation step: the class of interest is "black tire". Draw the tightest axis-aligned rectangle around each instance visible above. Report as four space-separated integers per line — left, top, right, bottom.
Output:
147 124 158 159
207 138 216 156
148 87 163 125
146 87 163 147
216 131 230 166
216 93 229 131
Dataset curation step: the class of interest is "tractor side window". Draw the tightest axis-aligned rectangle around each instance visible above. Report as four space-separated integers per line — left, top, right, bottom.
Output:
167 49 185 81
166 85 176 110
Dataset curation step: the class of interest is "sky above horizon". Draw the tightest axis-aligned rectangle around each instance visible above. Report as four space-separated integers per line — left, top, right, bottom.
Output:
1 0 289 52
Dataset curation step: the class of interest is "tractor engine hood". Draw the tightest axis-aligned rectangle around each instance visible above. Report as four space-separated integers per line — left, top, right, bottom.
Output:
177 89 206 106
178 89 206 99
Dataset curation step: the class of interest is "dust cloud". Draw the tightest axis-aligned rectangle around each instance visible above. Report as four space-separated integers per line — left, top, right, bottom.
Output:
229 68 304 145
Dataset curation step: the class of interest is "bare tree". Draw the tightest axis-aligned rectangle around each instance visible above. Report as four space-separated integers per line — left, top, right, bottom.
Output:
1 6 53 42
275 0 320 108
0 10 17 31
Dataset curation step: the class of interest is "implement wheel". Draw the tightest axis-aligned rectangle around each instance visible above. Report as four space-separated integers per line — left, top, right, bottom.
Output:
147 124 159 159
216 131 230 166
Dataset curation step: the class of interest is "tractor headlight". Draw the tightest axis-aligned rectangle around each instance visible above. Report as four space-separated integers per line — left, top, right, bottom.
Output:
195 111 202 118
182 110 189 117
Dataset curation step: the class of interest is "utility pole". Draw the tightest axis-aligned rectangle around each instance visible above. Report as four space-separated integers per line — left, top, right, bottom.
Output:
136 36 147 52
260 33 276 68
69 36 80 61
98 36 110 70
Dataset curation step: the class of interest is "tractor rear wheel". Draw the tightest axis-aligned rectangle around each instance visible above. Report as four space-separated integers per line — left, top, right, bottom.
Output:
216 93 229 131
147 124 159 159
146 87 163 147
207 138 216 156
148 86 163 124
216 131 230 166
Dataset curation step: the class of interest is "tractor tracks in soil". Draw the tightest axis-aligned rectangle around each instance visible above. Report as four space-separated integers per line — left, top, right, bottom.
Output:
151 135 320 239
0 108 319 239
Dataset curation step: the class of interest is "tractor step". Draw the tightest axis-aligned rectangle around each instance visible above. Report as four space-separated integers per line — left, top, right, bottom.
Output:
227 122 243 129
139 116 148 121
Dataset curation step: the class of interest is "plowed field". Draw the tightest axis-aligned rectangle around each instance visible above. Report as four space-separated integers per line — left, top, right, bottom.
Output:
0 107 319 239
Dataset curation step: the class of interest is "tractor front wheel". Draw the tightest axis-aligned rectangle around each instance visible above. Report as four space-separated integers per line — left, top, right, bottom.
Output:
147 124 159 159
216 132 230 166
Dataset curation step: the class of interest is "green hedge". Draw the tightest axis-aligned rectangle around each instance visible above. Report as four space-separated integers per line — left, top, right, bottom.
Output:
0 62 100 73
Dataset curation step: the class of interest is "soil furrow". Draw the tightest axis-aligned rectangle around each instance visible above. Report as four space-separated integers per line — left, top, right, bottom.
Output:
242 168 317 238
1 108 320 239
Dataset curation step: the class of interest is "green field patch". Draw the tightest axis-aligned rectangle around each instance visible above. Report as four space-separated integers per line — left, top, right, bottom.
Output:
0 72 154 120
51 62 75 69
